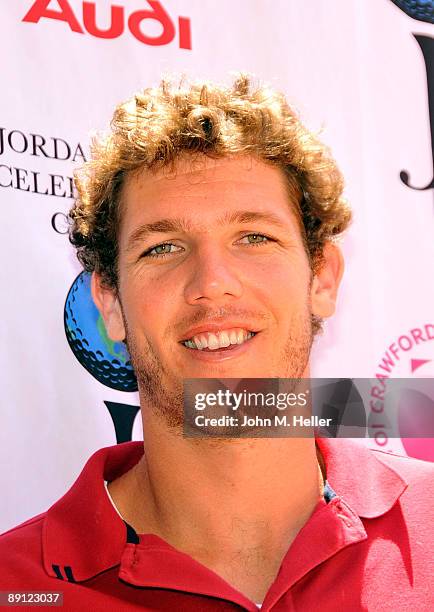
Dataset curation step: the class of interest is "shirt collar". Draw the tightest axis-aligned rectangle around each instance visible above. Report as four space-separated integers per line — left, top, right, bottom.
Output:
43 442 143 581
43 439 408 582
316 438 408 518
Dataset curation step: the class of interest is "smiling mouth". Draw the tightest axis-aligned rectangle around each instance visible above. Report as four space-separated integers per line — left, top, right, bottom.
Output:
181 328 257 351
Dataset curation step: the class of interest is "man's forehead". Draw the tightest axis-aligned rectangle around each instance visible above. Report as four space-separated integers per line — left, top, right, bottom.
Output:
123 154 292 199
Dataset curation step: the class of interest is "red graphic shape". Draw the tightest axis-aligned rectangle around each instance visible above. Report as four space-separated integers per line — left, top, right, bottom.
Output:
410 358 431 373
23 0 83 33
178 16 192 49
128 0 175 46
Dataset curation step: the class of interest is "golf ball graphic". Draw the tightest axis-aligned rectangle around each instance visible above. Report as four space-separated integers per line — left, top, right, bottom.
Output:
390 0 434 24
64 271 138 392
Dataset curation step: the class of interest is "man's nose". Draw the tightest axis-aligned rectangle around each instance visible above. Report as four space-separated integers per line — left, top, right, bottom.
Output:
183 244 243 305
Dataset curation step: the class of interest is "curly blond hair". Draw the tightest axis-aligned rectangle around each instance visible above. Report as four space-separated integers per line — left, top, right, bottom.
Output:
69 74 351 291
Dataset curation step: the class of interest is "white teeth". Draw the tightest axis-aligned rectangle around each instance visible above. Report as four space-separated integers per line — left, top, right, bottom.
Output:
219 331 230 347
184 328 256 350
207 333 219 350
199 335 208 349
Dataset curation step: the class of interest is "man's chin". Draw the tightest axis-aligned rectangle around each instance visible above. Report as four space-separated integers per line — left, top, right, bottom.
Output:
130 321 312 430
174 361 275 381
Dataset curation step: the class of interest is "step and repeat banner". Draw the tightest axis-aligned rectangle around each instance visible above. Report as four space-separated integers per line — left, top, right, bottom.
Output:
0 0 433 532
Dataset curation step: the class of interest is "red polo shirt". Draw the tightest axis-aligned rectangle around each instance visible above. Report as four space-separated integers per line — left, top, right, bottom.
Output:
1 439 433 611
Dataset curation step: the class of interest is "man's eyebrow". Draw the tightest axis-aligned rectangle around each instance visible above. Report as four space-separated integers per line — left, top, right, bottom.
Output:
125 210 290 253
220 210 289 229
125 218 192 253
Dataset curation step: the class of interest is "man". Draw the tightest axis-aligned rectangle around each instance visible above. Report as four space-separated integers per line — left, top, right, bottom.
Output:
1 75 433 611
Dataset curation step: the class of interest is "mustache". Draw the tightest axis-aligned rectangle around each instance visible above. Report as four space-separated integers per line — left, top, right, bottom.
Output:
172 306 271 337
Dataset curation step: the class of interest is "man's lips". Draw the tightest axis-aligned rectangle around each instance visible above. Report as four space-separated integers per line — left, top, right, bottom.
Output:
180 330 259 361
179 325 258 352
179 322 260 343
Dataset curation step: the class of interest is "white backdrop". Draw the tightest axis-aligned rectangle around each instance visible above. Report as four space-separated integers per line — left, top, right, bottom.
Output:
1 0 433 533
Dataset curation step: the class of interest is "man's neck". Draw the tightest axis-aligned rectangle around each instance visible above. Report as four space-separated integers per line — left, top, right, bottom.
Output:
108 414 324 601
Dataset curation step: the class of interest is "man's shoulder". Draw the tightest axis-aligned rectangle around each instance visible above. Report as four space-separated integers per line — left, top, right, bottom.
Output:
0 511 46 545
369 446 434 515
330 438 434 485
370 446 434 481
321 438 434 523
0 512 53 587
0 442 141 589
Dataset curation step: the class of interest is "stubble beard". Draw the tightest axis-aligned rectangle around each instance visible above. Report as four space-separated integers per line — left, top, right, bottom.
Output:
122 307 316 434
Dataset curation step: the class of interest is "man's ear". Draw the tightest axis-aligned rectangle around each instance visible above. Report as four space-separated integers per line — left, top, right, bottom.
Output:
310 243 344 318
91 272 126 341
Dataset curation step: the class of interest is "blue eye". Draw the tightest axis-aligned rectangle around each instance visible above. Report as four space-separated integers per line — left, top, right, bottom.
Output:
240 233 270 246
246 234 268 244
143 243 181 258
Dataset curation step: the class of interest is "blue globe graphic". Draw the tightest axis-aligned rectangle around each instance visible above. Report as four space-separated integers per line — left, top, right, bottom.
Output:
390 0 434 23
64 272 138 391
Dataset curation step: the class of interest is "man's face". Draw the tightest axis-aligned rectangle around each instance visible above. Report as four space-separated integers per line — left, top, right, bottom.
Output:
94 155 339 426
